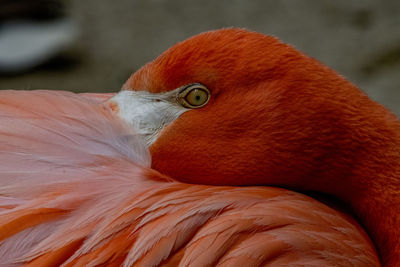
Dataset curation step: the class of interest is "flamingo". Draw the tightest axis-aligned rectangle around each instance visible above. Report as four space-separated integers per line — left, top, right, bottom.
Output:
0 28 398 266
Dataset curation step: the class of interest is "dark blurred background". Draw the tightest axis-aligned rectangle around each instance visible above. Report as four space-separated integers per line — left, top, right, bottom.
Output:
0 0 399 115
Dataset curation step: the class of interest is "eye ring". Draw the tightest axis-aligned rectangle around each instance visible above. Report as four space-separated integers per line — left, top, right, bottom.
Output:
177 84 210 109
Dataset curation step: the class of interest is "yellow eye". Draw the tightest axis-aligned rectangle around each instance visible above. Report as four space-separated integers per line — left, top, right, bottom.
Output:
178 84 210 108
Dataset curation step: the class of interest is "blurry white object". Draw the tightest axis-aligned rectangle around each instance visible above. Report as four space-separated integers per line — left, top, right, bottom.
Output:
0 19 77 73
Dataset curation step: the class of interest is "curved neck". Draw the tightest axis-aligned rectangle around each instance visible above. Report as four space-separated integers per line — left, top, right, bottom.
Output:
351 161 400 266
342 118 400 266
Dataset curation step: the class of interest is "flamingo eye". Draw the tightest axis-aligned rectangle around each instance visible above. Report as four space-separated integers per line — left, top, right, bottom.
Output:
178 84 210 109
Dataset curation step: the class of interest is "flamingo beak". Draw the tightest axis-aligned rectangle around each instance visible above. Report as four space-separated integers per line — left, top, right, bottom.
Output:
105 89 188 147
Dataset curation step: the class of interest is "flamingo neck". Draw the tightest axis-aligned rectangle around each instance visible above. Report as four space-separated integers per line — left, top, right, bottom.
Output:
344 123 400 266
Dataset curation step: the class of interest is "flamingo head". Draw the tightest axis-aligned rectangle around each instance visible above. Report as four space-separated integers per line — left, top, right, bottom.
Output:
109 28 399 199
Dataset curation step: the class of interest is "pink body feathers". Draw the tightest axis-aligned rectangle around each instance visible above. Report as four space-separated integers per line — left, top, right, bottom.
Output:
0 90 379 266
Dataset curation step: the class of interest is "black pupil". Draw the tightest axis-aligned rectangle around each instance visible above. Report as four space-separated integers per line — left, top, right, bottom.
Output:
195 95 201 101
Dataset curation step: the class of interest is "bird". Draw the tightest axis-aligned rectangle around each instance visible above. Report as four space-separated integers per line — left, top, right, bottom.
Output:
0 28 398 265
0 90 379 267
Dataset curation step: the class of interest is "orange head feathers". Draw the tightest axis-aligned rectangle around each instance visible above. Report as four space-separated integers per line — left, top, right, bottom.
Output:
122 29 399 192
117 28 400 265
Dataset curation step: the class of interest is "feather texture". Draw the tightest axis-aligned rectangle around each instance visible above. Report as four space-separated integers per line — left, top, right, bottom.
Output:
123 28 400 265
0 90 379 266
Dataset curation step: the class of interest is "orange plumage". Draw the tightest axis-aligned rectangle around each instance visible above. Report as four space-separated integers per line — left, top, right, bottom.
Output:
1 28 399 266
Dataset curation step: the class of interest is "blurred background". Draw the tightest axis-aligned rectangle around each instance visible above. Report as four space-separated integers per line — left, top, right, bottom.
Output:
0 0 399 115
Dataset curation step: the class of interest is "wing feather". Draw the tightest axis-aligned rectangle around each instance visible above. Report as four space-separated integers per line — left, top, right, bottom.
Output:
0 90 380 266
